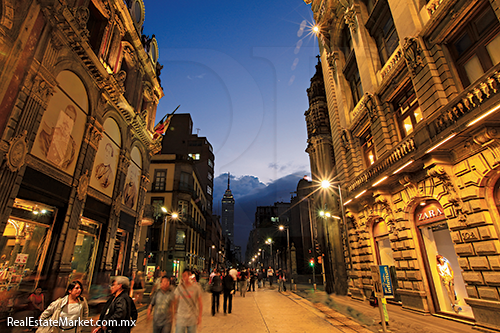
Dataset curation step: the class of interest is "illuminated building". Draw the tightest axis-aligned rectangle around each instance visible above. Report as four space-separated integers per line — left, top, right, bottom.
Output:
305 0 500 329
0 0 163 305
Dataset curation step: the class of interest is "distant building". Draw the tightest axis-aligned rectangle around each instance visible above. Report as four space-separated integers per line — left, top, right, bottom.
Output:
221 174 235 250
141 114 218 277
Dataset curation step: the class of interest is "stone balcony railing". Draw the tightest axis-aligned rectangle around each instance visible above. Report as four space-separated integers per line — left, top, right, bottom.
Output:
379 44 403 82
347 136 416 193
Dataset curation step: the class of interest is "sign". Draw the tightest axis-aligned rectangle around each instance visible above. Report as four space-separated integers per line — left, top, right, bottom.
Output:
379 265 394 298
415 201 446 226
15 254 28 264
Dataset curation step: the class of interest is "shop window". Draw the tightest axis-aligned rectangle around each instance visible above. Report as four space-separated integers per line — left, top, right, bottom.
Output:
112 229 128 276
365 0 399 67
360 127 376 167
449 3 500 87
393 85 423 138
153 169 167 192
71 219 100 288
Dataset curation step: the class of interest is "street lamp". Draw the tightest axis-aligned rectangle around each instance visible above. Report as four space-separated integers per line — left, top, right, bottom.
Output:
320 179 350 295
265 238 273 269
279 225 292 291
160 208 178 271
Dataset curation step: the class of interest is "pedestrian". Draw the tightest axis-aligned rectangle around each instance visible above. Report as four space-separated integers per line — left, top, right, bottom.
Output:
199 270 209 291
173 268 203 332
257 270 263 288
222 269 235 315
147 276 175 333
28 287 45 320
133 271 145 306
267 266 274 287
209 270 223 316
278 270 284 292
238 268 247 297
98 276 138 333
248 269 256 292
37 281 88 333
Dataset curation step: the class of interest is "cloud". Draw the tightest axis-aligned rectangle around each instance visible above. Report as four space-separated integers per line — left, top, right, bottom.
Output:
187 73 207 80
213 171 309 257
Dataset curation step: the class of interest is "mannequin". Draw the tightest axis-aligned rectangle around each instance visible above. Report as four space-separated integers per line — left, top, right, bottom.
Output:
436 254 460 312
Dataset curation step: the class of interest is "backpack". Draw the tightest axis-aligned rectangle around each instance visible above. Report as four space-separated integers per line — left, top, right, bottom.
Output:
211 275 223 293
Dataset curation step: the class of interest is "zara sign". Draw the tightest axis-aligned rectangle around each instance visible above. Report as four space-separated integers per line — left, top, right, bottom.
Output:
415 201 446 226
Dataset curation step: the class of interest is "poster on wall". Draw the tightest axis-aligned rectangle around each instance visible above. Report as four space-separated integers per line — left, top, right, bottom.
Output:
123 162 140 210
89 134 119 197
32 87 86 175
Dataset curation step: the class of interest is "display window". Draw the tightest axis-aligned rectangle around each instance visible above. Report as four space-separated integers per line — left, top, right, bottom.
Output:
416 201 474 318
372 217 401 302
112 229 128 276
70 218 100 290
0 199 55 292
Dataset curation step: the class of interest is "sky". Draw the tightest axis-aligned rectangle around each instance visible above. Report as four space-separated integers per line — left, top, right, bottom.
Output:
142 1 319 251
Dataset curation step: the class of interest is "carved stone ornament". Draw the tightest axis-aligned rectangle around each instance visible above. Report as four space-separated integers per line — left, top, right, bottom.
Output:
403 37 423 76
326 52 338 76
113 193 122 217
73 6 90 28
344 6 357 34
77 170 90 201
5 131 28 172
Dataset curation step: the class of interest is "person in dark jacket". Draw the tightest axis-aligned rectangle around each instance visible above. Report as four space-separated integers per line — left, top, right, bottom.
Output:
209 270 223 316
222 269 235 315
98 276 138 333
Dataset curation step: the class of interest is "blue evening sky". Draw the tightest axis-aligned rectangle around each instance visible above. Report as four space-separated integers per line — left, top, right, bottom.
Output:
143 0 318 185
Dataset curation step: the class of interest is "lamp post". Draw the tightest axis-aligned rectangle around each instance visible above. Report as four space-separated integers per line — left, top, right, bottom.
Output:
320 180 349 295
279 225 292 291
265 238 273 269
160 207 178 271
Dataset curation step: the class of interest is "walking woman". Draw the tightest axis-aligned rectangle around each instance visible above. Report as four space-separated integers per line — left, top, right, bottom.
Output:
37 281 89 333
209 270 223 316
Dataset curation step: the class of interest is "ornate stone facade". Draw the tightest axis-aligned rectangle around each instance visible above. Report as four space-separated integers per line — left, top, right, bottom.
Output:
305 0 500 330
0 0 163 306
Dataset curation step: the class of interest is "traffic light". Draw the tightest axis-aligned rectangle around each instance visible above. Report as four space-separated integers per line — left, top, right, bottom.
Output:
317 256 322 264
309 258 314 267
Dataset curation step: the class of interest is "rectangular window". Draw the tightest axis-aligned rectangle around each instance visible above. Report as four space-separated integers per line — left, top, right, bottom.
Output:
207 186 212 195
393 85 423 138
348 65 363 106
180 172 191 191
188 153 200 160
208 159 214 168
178 200 188 216
449 3 500 87
366 0 399 67
153 170 166 192
360 128 376 167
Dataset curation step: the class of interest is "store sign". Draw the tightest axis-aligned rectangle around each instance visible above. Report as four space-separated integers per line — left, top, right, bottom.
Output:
379 265 394 298
415 201 446 226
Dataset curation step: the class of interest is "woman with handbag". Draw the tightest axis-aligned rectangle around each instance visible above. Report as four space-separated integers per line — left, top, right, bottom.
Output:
37 281 89 333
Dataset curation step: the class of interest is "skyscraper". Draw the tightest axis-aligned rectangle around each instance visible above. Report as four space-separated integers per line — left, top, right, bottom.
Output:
221 174 235 250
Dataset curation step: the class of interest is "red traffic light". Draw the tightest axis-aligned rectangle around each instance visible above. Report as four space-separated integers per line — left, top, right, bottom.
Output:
309 259 314 267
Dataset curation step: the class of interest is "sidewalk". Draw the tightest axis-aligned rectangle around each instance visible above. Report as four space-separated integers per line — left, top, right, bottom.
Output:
292 283 482 333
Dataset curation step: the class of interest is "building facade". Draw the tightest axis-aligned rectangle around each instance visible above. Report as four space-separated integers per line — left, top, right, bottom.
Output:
305 0 500 330
141 114 218 278
0 0 163 308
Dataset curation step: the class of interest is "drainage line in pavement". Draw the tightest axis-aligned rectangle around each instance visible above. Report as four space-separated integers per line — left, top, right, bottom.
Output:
253 294 271 333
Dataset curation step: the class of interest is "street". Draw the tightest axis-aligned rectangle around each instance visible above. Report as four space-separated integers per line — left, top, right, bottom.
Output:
134 286 371 333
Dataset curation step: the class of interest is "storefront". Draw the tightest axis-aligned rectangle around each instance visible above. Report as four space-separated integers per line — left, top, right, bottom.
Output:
416 200 474 319
372 217 401 303
0 199 56 292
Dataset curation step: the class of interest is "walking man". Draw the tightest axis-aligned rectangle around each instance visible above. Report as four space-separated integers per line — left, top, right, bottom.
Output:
148 276 174 333
173 268 203 332
267 266 274 287
222 269 235 315
209 270 223 316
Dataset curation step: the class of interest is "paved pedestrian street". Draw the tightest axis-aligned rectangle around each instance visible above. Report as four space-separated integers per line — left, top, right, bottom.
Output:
133 287 372 333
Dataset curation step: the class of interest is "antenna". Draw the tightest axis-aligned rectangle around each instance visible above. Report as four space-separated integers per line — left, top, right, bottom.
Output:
196 128 201 135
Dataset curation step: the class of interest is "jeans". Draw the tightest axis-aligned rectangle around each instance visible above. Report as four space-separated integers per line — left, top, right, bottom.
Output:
211 292 220 315
154 324 172 333
239 280 247 297
223 291 233 313
175 325 197 333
